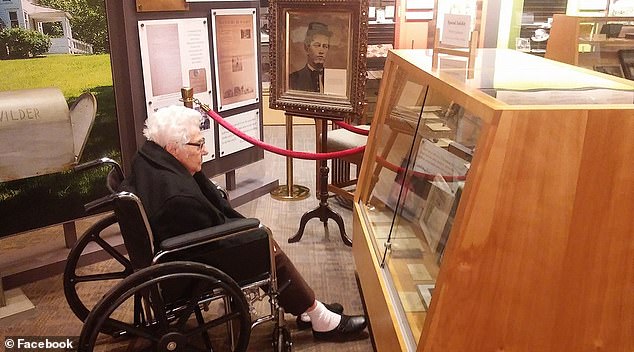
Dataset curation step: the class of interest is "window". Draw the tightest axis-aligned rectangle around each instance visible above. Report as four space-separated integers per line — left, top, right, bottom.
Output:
9 11 19 28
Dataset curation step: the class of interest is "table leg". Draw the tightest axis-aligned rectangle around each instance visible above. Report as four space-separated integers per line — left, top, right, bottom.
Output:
288 118 352 246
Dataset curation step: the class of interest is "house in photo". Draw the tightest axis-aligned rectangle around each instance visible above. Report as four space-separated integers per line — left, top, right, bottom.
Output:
0 0 93 54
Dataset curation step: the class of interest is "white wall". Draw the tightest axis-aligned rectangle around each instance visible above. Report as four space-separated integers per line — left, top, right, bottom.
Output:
0 0 22 29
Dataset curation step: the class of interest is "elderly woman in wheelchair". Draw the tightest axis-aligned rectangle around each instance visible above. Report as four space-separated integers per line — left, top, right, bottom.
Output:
66 105 367 351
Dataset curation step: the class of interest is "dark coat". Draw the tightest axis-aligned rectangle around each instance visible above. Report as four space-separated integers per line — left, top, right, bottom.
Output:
289 65 321 92
120 141 243 244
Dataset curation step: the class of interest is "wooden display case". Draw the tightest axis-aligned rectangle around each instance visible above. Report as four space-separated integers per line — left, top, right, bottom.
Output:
353 48 634 351
546 14 634 73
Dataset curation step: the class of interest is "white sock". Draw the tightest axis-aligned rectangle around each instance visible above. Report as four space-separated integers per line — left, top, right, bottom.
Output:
305 300 341 332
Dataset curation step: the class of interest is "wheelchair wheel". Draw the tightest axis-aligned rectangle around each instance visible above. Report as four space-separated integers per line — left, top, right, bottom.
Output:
78 261 251 352
63 214 133 326
272 326 292 352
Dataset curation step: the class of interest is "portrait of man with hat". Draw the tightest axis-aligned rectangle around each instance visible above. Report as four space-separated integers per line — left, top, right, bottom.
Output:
289 22 333 92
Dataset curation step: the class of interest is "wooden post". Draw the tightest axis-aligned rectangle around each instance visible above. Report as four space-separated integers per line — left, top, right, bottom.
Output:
63 221 77 249
0 276 6 307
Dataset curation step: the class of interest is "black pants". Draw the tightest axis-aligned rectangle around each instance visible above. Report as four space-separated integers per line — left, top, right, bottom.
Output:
271 239 315 316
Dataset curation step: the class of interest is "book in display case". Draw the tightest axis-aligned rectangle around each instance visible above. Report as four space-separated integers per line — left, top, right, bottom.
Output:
352 48 634 351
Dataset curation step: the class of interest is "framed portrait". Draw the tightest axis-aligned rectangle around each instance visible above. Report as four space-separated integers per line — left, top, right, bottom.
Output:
211 8 260 112
268 0 369 120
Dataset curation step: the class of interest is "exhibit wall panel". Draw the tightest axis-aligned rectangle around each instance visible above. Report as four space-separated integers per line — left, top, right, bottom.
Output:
105 0 264 176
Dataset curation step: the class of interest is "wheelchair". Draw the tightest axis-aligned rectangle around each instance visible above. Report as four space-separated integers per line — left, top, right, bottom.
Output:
63 158 292 351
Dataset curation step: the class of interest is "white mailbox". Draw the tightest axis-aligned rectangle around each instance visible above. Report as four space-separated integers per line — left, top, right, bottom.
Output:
0 87 96 182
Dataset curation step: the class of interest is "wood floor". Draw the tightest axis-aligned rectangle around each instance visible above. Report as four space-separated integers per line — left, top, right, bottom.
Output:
0 125 375 352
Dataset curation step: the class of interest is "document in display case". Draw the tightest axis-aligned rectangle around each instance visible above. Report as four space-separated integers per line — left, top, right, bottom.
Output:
353 48 634 351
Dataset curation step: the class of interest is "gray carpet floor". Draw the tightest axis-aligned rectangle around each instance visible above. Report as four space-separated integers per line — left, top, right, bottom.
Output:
0 125 375 352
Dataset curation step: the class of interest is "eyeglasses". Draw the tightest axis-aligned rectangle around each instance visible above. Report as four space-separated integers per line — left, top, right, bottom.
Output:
185 138 205 150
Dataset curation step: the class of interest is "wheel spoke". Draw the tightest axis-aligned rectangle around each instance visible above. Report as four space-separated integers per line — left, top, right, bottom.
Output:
64 214 127 326
185 310 242 337
92 235 133 270
72 270 129 283
194 306 214 351
173 304 196 329
103 318 161 343
147 287 171 334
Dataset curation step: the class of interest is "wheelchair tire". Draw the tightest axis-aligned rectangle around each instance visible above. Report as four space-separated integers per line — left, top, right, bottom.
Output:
63 214 133 327
78 261 251 352
272 326 292 352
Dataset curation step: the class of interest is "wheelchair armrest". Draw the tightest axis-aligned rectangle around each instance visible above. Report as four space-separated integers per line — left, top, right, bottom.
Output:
158 218 261 252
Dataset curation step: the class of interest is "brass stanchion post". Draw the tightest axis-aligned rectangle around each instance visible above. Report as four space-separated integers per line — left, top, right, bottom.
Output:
181 87 194 108
270 113 310 200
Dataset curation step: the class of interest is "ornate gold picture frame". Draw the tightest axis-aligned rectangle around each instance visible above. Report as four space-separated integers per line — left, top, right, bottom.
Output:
268 0 369 119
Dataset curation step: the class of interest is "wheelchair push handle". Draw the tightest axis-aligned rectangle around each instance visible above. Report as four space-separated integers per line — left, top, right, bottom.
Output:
73 157 110 171
74 157 124 179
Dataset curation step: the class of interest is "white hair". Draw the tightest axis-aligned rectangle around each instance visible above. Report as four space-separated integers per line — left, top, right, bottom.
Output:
143 105 201 147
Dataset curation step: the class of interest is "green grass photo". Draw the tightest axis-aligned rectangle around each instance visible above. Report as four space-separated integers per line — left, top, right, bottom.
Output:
0 54 120 237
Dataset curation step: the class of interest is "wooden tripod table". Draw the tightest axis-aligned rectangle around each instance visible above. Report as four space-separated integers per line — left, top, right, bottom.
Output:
288 117 352 246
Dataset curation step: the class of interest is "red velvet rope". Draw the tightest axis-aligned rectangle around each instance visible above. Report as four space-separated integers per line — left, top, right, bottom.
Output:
200 103 464 179
333 121 370 136
375 155 467 182
203 108 365 160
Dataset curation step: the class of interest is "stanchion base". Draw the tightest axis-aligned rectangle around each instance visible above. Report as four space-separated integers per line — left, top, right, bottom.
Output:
270 185 310 201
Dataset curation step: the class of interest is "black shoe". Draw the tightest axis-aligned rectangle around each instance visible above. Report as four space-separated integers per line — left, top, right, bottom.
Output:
296 302 344 330
312 315 368 342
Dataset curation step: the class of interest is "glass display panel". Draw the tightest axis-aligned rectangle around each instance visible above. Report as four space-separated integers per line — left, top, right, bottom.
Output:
395 49 634 105
359 63 483 342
